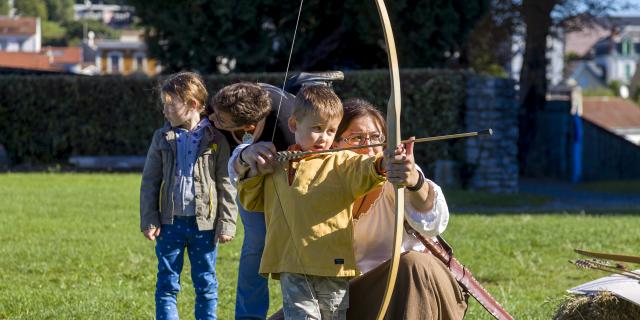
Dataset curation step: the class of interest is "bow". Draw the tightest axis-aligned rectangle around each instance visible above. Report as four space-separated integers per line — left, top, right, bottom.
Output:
270 1 403 318
373 1 403 319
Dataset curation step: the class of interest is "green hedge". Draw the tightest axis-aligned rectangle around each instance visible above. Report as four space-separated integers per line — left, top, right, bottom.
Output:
0 69 466 172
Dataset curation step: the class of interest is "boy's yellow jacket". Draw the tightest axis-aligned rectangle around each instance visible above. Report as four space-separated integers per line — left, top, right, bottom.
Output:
238 151 385 279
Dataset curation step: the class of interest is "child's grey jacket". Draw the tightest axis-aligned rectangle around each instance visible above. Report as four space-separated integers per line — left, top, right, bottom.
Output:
140 123 237 238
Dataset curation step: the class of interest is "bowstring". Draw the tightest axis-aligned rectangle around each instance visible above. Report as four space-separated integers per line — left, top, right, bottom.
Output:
270 0 320 311
271 0 305 142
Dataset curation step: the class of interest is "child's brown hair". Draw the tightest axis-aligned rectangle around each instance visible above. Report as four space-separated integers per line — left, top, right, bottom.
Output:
160 72 208 113
209 82 272 126
292 85 343 121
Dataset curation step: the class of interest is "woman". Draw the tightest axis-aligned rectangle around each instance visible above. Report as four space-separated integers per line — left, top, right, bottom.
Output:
266 98 468 319
337 98 467 320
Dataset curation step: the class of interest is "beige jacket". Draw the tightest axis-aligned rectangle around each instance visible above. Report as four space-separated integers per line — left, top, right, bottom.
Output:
140 123 236 237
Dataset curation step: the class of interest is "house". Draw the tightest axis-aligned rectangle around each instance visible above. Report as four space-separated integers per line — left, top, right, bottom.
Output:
589 27 640 85
582 96 640 145
41 46 92 74
0 51 61 72
567 61 607 90
84 30 159 76
0 15 96 74
0 46 86 74
565 17 640 88
74 1 134 28
564 16 610 58
0 16 41 52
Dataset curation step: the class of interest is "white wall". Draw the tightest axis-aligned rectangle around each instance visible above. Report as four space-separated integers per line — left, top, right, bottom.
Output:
509 27 564 86
0 35 37 52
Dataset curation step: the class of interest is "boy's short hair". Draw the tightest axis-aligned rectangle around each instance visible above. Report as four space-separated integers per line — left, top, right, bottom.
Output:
160 72 208 113
293 85 343 121
209 82 272 126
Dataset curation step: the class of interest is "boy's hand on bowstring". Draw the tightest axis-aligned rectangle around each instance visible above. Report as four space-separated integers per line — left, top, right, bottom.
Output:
218 234 234 244
143 227 161 241
243 142 278 175
385 137 419 187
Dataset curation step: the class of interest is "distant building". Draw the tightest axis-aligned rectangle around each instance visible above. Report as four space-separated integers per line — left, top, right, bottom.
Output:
0 13 157 76
511 16 640 90
589 28 640 85
0 16 86 74
565 17 640 89
0 46 85 74
568 61 606 90
0 16 41 52
564 17 610 58
74 1 134 28
85 30 159 76
41 46 92 74
582 96 640 145
0 51 60 72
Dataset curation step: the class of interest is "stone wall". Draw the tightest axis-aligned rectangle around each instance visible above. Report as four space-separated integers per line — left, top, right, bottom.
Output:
464 76 519 193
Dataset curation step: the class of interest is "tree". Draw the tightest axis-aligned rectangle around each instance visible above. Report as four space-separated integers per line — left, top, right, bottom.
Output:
14 0 48 19
64 19 121 45
44 0 74 22
126 0 488 74
462 0 518 76
517 0 628 173
42 20 67 45
0 0 9 16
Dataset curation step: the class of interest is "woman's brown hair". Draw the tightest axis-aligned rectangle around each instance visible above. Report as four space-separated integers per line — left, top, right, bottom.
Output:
336 98 387 139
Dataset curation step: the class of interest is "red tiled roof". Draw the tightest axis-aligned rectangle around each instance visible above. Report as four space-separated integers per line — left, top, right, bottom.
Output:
0 17 37 36
0 51 62 71
41 46 82 65
582 97 640 129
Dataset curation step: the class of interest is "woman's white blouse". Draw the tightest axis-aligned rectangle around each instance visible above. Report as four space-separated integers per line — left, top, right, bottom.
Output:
353 176 449 274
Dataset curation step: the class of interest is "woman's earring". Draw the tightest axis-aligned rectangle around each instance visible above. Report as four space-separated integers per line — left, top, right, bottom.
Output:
242 131 254 144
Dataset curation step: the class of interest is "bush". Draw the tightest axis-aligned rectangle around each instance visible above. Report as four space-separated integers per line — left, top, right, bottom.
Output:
0 69 466 171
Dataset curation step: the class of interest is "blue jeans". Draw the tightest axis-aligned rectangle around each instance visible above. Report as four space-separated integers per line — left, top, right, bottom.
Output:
155 216 218 320
235 201 269 319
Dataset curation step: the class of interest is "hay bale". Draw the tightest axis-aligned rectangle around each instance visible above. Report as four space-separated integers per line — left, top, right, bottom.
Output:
553 291 640 320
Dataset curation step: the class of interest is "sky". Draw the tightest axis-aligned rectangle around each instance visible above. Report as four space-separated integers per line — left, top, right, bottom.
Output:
613 0 640 16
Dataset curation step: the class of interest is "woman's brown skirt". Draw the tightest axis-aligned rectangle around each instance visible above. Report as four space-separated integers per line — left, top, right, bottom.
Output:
347 251 468 320
269 251 468 320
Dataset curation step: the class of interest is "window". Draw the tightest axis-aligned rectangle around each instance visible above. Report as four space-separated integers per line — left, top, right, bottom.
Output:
622 38 633 56
133 52 146 72
110 55 119 73
626 64 632 80
107 52 123 74
136 56 143 69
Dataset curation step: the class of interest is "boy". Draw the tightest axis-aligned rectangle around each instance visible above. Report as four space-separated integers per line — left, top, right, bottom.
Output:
140 72 237 320
237 85 387 319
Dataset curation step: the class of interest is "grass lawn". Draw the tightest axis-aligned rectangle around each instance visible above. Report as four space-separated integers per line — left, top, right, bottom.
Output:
445 188 552 208
1 173 639 319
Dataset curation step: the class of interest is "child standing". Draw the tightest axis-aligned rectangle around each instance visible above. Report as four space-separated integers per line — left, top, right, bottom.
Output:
140 72 237 320
237 85 388 319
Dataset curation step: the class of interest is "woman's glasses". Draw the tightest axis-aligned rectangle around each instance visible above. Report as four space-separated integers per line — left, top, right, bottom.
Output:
341 132 386 146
